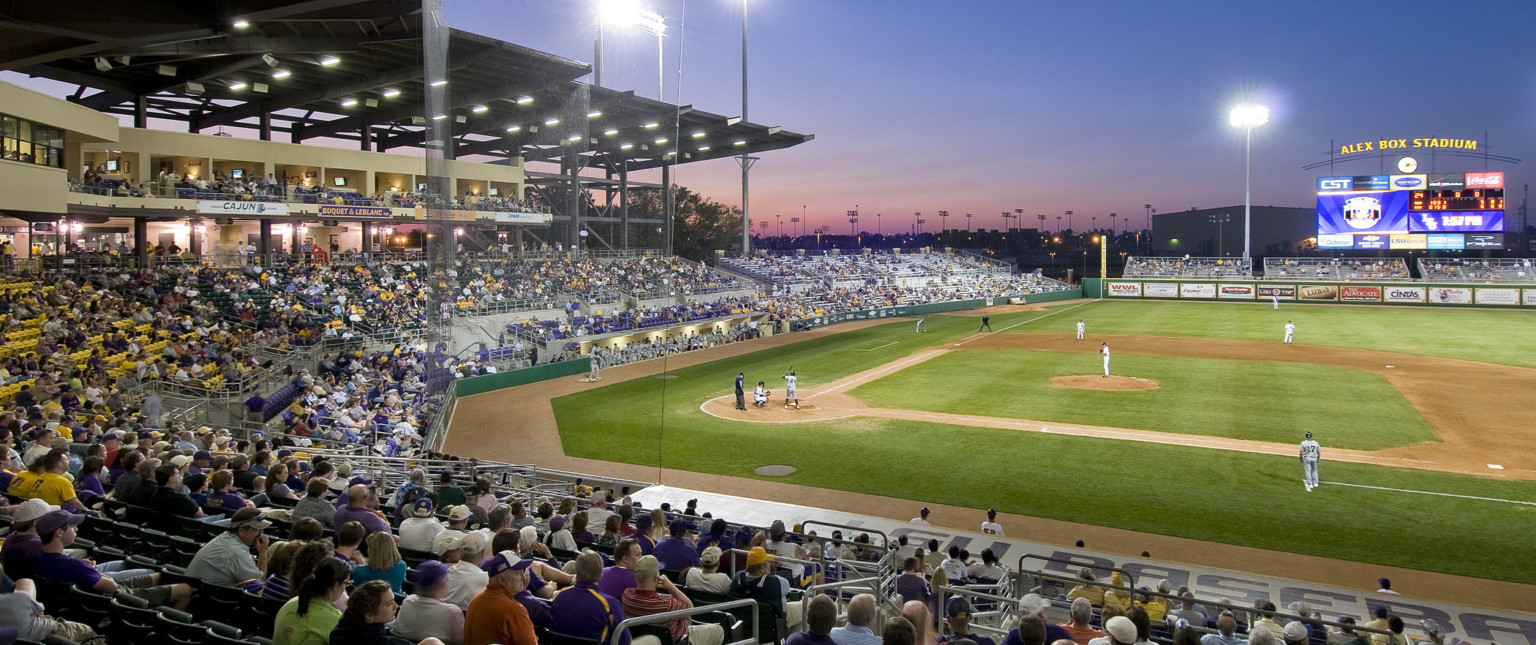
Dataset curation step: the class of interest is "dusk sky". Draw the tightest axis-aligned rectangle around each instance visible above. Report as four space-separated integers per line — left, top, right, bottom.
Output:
463 0 1534 235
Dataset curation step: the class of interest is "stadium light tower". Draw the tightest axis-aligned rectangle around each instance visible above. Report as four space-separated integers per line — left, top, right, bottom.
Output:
1230 103 1269 261
594 0 666 92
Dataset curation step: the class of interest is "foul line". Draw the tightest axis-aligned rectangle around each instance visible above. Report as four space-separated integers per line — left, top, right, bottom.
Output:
1324 481 1536 506
856 342 897 352
954 300 1096 347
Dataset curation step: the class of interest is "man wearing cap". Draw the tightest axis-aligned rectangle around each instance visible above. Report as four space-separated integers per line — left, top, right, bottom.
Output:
980 509 1004 536
444 504 473 531
732 546 801 629
34 510 192 610
1 499 58 580
684 546 731 595
622 554 725 645
185 507 272 587
910 507 931 525
334 484 391 537
763 519 806 579
1283 621 1310 645
551 551 632 645
464 553 538 645
1093 616 1137 645
400 497 447 552
653 520 702 572
392 560 465 645
586 490 614 528
831 594 882 645
443 531 491 611
150 463 218 523
599 537 643 598
187 450 212 476
1004 594 1072 645
942 597 995 645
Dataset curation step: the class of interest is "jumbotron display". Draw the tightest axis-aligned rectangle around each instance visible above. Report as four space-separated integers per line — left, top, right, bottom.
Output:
1316 171 1505 250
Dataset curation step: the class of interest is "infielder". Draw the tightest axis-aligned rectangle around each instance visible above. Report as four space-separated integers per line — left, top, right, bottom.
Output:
1100 342 1111 377
916 317 927 333
1284 320 1295 344
588 348 602 381
1300 431 1321 491
782 370 800 409
1076 319 1086 340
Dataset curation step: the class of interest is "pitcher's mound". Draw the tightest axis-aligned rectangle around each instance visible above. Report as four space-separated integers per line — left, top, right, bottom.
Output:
1053 375 1159 391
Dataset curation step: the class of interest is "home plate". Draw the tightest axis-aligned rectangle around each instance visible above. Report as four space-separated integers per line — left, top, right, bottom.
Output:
1386 365 1395 369
1489 464 1504 470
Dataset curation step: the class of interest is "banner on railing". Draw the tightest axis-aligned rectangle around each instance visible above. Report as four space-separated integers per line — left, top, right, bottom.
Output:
198 200 290 215
319 205 392 218
494 211 553 225
414 208 481 221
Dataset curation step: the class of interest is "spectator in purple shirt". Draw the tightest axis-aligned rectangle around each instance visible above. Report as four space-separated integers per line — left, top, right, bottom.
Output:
786 595 839 645
652 520 701 572
207 470 252 511
597 537 641 599
0 499 55 580
333 484 391 537
551 551 631 645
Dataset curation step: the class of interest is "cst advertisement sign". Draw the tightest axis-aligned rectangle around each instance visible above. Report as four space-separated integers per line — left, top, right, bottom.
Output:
1317 191 1409 235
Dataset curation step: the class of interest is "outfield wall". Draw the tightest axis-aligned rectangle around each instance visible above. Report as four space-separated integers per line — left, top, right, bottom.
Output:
1084 278 1536 308
455 358 590 397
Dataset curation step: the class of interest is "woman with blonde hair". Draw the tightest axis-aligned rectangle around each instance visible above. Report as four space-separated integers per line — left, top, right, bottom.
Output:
350 532 406 594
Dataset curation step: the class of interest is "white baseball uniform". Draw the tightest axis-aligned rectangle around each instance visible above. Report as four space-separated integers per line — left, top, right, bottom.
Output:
916 318 927 333
1284 322 1295 344
1300 438 1321 490
981 521 1004 536
1100 345 1110 377
1076 321 1085 340
1272 294 1280 309
588 350 602 380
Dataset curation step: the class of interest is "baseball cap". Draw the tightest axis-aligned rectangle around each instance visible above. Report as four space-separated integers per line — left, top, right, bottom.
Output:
348 476 374 488
634 513 652 530
13 499 59 523
36 510 84 537
481 552 533 577
746 546 774 567
1283 622 1308 642
104 431 123 442
549 516 567 532
193 450 212 461
230 508 272 530
633 554 660 578
1104 616 1136 644
459 531 488 555
1017 593 1047 616
946 596 973 619
170 455 192 468
769 519 786 540
669 519 694 536
700 546 722 567
446 505 472 522
433 530 466 556
416 560 450 588
412 497 436 517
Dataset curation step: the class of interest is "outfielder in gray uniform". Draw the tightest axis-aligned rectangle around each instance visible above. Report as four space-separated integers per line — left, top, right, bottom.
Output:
1300 431 1321 491
782 371 800 409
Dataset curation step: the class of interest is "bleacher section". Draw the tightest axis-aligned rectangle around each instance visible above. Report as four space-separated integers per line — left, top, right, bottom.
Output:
1418 258 1536 283
1122 256 1253 278
1263 258 1412 281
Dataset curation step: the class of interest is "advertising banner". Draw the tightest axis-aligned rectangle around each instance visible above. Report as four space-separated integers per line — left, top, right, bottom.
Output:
1427 173 1465 189
1389 174 1427 191
1389 234 1426 250
1353 234 1388 250
1426 233 1465 250
1317 176 1353 191
1107 282 1143 297
1428 287 1472 304
1384 286 1426 303
1464 171 1504 189
1475 288 1520 306
494 211 553 224
1318 234 1355 249
1464 233 1504 249
1524 289 1536 306
318 205 392 218
1354 175 1390 190
1257 285 1295 300
1296 285 1339 301
197 200 290 216
1317 191 1410 235
1218 284 1255 299
1408 211 1504 233
1179 283 1216 299
1144 283 1178 298
1340 286 1382 302
414 208 479 221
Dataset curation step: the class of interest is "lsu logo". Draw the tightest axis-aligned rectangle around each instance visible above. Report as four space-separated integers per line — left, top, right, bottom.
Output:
1342 196 1382 230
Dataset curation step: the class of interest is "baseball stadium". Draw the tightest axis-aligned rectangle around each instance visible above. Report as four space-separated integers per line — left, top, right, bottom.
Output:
0 2 1530 645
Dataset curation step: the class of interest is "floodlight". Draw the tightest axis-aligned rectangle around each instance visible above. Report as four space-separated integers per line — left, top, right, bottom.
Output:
515 96 533 104
599 0 667 36
587 110 602 118
271 69 291 79
544 118 560 125
603 128 618 136
319 55 341 67
1229 103 1269 128
429 79 448 87
232 19 250 29
340 98 358 107
472 105 489 113
262 53 278 67
184 82 205 95
157 65 177 76
506 125 522 132
228 80 248 91
382 88 401 98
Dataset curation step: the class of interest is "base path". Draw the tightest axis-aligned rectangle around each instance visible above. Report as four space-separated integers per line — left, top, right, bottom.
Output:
445 308 1536 612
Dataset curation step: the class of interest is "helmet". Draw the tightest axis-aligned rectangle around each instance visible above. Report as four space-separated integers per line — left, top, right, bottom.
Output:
1305 432 1313 439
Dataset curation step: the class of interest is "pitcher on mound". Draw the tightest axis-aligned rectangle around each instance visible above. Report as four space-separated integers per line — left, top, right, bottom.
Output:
782 370 801 409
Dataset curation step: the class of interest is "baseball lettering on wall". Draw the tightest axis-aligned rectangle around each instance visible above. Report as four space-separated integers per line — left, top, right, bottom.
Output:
1297 285 1339 301
1107 282 1143 297
1218 284 1255 299
1179 283 1216 299
1340 286 1381 302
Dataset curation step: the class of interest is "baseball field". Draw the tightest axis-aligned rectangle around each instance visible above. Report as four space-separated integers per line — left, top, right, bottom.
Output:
489 299 1536 583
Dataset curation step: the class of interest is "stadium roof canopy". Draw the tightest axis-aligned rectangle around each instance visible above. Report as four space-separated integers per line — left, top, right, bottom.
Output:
0 0 811 171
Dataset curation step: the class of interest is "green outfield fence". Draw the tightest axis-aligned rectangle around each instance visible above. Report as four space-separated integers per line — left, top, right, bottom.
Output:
1084 278 1536 308
455 357 592 397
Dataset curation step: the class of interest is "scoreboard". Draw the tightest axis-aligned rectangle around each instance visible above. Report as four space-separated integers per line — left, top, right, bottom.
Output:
1316 171 1504 250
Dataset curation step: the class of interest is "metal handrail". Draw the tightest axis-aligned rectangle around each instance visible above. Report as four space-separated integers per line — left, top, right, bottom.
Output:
608 598 759 645
1015 553 1136 598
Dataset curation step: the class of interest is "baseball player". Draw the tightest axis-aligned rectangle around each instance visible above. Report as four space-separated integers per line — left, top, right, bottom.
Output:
1284 320 1295 344
1100 342 1111 377
916 317 927 333
782 370 800 409
978 316 991 332
588 348 602 381
981 509 1004 536
753 380 768 407
1300 431 1321 491
1076 319 1086 340
1272 294 1280 310
911 507 931 525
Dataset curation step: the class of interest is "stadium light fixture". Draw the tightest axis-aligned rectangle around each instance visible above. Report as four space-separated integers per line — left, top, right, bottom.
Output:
319 55 341 67
232 19 250 29
515 96 534 104
643 122 659 129
382 88 401 98
603 128 619 136
698 145 711 151
568 135 582 142
227 80 247 91
620 142 634 149
270 69 291 79
598 0 666 36
472 104 489 113
1229 103 1269 261
340 97 358 107
94 57 112 72
692 131 706 138
733 140 747 146
431 114 447 120
654 137 668 144
587 110 602 118
544 118 560 125
506 125 522 132
429 79 448 87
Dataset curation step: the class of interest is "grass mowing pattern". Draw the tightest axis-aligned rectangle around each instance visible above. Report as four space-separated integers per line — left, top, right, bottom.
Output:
1019 300 1536 368
551 305 1536 582
847 349 1438 450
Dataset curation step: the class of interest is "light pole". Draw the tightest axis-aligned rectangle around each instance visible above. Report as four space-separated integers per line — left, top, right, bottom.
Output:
1110 212 1117 234
1056 215 1061 233
1209 213 1230 257
1092 216 1097 233
1066 210 1074 233
914 212 922 237
790 216 800 239
1037 214 1046 232
847 209 859 240
966 213 972 232
938 210 948 233
876 212 881 238
736 0 753 257
1001 212 1010 231
1230 103 1269 260
776 213 781 237
1050 251 1056 277
1015 208 1024 232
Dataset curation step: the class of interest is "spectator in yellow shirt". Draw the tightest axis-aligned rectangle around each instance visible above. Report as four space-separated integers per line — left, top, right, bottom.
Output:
7 449 84 511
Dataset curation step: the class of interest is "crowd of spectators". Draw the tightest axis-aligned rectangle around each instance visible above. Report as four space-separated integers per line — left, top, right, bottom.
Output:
1123 256 1254 279
585 322 763 368
1263 258 1411 281
1417 258 1536 283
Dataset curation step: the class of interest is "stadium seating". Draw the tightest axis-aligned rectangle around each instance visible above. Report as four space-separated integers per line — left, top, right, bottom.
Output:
1263 258 1411 281
1122 256 1253 278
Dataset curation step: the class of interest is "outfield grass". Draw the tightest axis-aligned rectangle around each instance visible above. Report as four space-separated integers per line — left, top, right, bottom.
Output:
550 304 1536 583
1016 300 1536 368
847 349 1438 450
